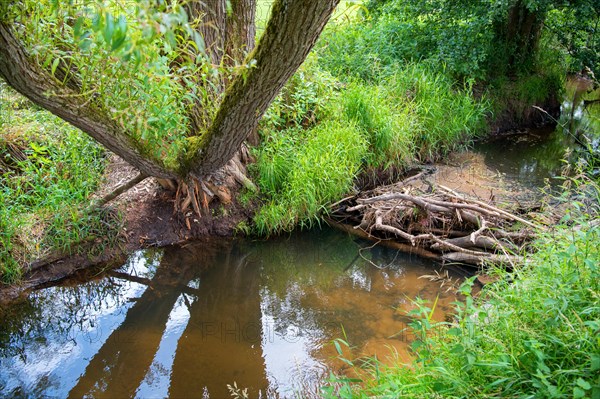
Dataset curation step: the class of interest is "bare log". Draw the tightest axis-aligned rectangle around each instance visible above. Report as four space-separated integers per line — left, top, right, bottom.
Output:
443 252 524 266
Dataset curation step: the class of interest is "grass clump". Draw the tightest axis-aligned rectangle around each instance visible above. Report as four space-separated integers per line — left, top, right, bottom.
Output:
323 183 600 398
0 82 114 283
250 61 489 235
253 121 367 235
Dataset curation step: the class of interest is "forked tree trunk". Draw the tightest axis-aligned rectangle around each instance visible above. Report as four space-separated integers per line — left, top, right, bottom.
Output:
0 0 340 184
187 0 340 176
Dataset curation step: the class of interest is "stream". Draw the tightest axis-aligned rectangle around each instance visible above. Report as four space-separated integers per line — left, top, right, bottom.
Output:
1 81 598 398
1 230 461 398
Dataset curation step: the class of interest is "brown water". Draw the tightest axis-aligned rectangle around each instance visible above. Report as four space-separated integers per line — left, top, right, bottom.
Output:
0 229 463 398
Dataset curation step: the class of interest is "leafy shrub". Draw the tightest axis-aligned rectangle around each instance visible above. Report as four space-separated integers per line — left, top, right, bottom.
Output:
261 55 338 131
0 84 110 283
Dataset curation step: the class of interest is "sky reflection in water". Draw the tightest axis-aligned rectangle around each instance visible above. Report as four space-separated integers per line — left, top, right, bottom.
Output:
0 229 462 398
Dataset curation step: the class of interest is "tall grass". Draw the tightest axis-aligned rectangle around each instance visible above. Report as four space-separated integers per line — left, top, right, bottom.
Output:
322 182 600 398
251 61 489 234
0 83 114 283
253 121 367 235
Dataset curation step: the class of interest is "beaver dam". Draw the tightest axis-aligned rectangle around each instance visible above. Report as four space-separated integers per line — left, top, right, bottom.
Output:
329 153 563 267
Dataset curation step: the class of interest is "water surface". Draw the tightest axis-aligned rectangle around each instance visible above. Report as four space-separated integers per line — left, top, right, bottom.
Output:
0 229 462 398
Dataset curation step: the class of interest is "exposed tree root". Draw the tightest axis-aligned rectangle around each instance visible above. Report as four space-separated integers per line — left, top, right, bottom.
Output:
330 170 549 267
94 147 256 230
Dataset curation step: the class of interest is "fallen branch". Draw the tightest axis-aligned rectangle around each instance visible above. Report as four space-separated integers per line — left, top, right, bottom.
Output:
94 172 148 207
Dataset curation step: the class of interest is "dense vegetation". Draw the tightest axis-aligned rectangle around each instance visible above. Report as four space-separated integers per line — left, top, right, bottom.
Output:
1 0 598 276
1 0 599 397
247 0 600 234
0 82 117 283
250 59 489 234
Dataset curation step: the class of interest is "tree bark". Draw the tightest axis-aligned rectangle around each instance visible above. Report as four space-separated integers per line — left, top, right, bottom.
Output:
226 0 257 65
185 0 256 67
504 0 544 73
188 0 341 176
1 0 340 184
0 22 175 179
185 0 226 66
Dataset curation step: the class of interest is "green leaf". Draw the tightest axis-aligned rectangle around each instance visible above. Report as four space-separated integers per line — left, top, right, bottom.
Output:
334 339 342 355
51 58 60 76
73 16 84 38
574 387 586 398
193 31 206 54
78 37 92 52
577 378 591 390
111 34 126 52
117 15 127 35
591 354 600 371
432 382 445 392
103 12 114 43
448 327 462 336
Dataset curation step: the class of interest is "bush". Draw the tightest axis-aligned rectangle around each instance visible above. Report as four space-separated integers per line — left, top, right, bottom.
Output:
0 83 110 283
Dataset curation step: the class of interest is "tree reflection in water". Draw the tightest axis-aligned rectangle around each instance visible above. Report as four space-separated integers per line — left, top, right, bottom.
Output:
0 229 462 398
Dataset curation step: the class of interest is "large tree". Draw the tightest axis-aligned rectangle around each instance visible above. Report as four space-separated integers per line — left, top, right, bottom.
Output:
365 0 599 78
0 0 340 211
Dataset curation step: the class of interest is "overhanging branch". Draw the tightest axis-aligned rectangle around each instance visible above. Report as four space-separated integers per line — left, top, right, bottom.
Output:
0 21 175 179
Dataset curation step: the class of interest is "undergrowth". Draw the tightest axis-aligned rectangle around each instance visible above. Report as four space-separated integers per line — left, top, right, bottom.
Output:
321 181 600 398
251 58 489 235
0 82 115 284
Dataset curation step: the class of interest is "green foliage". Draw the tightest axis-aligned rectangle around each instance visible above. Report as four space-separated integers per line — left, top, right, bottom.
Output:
323 0 600 80
251 61 489 235
318 0 496 81
326 182 600 398
385 65 489 160
546 4 600 76
4 0 223 172
261 55 338 131
0 83 112 283
341 82 415 168
253 121 367 235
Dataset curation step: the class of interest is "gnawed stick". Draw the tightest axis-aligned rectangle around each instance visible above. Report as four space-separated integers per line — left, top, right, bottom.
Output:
443 252 524 266
437 185 542 229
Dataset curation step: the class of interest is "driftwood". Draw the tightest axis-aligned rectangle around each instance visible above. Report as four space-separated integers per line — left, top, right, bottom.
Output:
330 171 544 267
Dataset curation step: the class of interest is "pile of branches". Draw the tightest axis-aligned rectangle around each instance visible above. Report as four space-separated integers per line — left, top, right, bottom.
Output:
331 173 544 267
